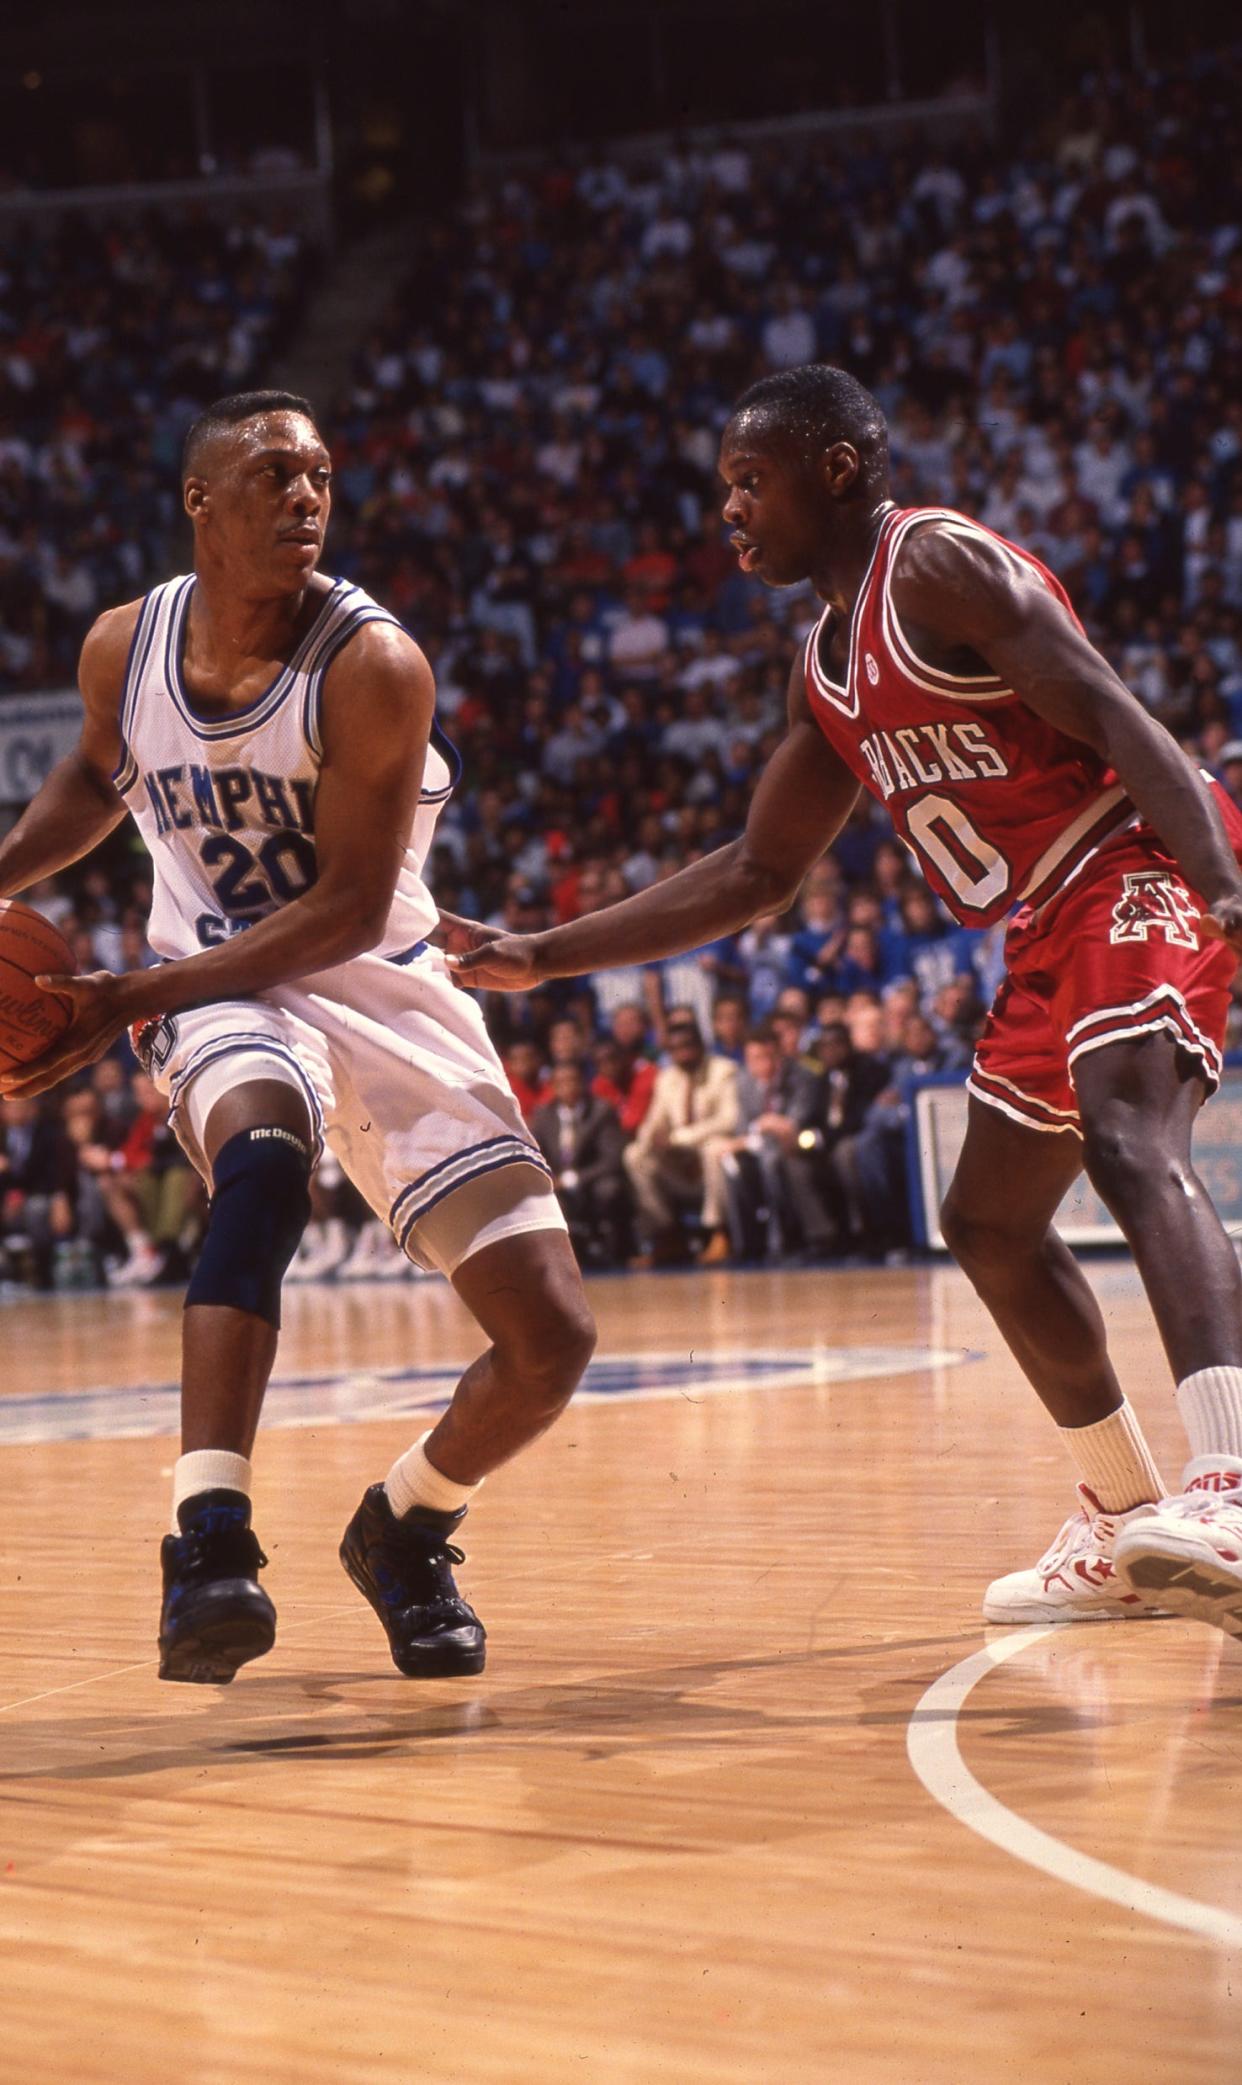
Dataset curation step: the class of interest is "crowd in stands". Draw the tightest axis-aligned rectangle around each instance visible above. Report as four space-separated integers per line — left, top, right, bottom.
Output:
3 41 1242 1282
0 208 314 689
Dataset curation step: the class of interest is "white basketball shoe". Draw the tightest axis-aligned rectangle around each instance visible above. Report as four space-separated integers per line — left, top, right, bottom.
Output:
1112 1459 1242 1637
982 1483 1163 1625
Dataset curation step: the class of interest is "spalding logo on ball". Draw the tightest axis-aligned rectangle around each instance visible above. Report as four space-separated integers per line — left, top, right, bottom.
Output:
0 900 76 1071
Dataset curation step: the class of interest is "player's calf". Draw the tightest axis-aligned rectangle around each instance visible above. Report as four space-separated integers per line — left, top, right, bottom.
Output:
341 1231 594 1675
160 1122 313 1682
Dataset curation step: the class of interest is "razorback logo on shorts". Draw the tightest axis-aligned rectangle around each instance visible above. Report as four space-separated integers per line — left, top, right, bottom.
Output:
130 1014 176 1072
1109 870 1200 951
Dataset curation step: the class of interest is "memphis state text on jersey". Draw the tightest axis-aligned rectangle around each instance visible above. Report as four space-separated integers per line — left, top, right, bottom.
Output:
803 507 1140 928
113 574 458 958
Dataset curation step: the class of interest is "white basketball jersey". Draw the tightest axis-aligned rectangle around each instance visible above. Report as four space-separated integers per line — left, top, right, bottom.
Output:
113 574 456 962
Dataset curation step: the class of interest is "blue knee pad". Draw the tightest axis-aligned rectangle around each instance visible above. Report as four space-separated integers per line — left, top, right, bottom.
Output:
185 1125 313 1329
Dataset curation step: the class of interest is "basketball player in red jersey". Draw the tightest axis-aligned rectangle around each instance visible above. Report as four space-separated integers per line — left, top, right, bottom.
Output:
447 363 1242 1639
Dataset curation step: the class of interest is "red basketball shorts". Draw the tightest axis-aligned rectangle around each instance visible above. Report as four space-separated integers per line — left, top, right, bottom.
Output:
969 808 1242 1137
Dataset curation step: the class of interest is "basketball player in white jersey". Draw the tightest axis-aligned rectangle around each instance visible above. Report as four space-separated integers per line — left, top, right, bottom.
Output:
0 390 595 1685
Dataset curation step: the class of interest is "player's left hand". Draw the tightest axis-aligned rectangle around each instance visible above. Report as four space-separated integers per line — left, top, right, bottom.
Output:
0 971 131 1098
1197 895 1242 958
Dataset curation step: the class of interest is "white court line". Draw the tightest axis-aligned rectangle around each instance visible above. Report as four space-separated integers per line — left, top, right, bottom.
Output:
907 1626 1242 1951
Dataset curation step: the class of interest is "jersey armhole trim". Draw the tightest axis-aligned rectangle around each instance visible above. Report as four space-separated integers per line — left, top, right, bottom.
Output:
882 511 1017 702
425 716 463 800
305 607 436 779
301 601 380 755
111 586 165 784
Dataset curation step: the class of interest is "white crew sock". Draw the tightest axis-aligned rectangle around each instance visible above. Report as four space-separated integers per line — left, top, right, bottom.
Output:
384 1431 480 1520
1176 1367 1242 1467
171 1450 252 1532
1061 1399 1165 1513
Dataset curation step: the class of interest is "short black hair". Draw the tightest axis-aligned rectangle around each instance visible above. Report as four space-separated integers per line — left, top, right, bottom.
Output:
728 364 890 493
181 389 318 480
666 1005 702 1040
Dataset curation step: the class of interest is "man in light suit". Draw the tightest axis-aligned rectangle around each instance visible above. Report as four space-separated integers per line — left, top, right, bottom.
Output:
531 1062 629 1268
622 1005 739 1266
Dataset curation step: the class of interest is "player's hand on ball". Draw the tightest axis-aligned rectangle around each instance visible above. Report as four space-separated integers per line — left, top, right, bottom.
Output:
1197 894 1242 957
446 932 542 992
0 972 129 1097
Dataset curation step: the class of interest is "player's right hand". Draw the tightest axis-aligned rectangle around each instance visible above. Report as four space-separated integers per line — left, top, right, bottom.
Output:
446 932 543 992
431 909 499 958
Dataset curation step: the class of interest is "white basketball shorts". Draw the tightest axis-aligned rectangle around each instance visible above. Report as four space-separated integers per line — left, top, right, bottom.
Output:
137 941 567 1278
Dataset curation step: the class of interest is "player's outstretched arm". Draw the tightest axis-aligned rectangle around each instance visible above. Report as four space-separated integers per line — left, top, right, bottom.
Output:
892 527 1242 951
0 605 135 900
0 624 435 1097
446 666 861 991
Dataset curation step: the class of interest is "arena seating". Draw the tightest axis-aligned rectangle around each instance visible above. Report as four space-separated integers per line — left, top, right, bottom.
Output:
4 42 1241 1280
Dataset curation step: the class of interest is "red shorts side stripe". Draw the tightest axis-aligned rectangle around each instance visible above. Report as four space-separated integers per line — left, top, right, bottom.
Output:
1065 985 1224 1087
966 1066 1082 1134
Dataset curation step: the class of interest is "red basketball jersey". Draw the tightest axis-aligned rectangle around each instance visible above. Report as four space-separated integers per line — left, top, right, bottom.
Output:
803 506 1135 927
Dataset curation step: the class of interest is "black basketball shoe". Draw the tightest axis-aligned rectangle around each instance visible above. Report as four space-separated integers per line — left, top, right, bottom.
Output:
158 1489 277 1684
339 1484 486 1677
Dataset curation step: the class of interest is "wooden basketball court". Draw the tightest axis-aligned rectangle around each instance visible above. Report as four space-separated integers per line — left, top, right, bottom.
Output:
1 1260 1238 2084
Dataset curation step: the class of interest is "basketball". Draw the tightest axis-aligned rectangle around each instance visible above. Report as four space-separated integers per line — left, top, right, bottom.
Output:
0 899 75 1070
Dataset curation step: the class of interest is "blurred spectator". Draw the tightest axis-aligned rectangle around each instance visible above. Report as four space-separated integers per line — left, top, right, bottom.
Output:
0 1096 76 1287
97 1073 201 1286
928 976 985 1065
794 1022 894 1254
711 993 748 1062
285 1153 354 1284
62 1086 123 1278
531 1062 629 1268
623 1006 739 1267
835 1013 958 1259
505 1039 548 1119
704 1028 831 1261
591 1033 656 1136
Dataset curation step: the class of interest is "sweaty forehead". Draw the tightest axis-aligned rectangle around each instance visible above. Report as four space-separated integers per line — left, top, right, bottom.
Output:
218 412 327 470
719 408 798 476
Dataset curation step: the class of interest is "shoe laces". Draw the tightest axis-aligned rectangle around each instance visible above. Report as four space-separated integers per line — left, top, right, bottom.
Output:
384 1518 465 1569
371 1539 466 1612
1165 1486 1242 1524
1037 1506 1095 1573
174 1525 267 1575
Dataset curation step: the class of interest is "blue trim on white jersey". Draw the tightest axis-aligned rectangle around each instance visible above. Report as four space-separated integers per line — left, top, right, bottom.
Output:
167 1033 326 1164
165 576 346 743
422 717 462 803
396 1151 555 1258
300 598 399 758
389 1133 551 1250
112 587 164 788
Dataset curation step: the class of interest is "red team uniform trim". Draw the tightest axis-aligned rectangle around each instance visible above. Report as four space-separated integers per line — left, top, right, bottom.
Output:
804 506 1242 1136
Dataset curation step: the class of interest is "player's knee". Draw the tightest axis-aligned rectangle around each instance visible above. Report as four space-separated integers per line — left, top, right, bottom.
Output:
1081 1116 1185 1208
939 1189 994 1270
939 1188 1029 1275
185 1125 313 1330
498 1281 596 1412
